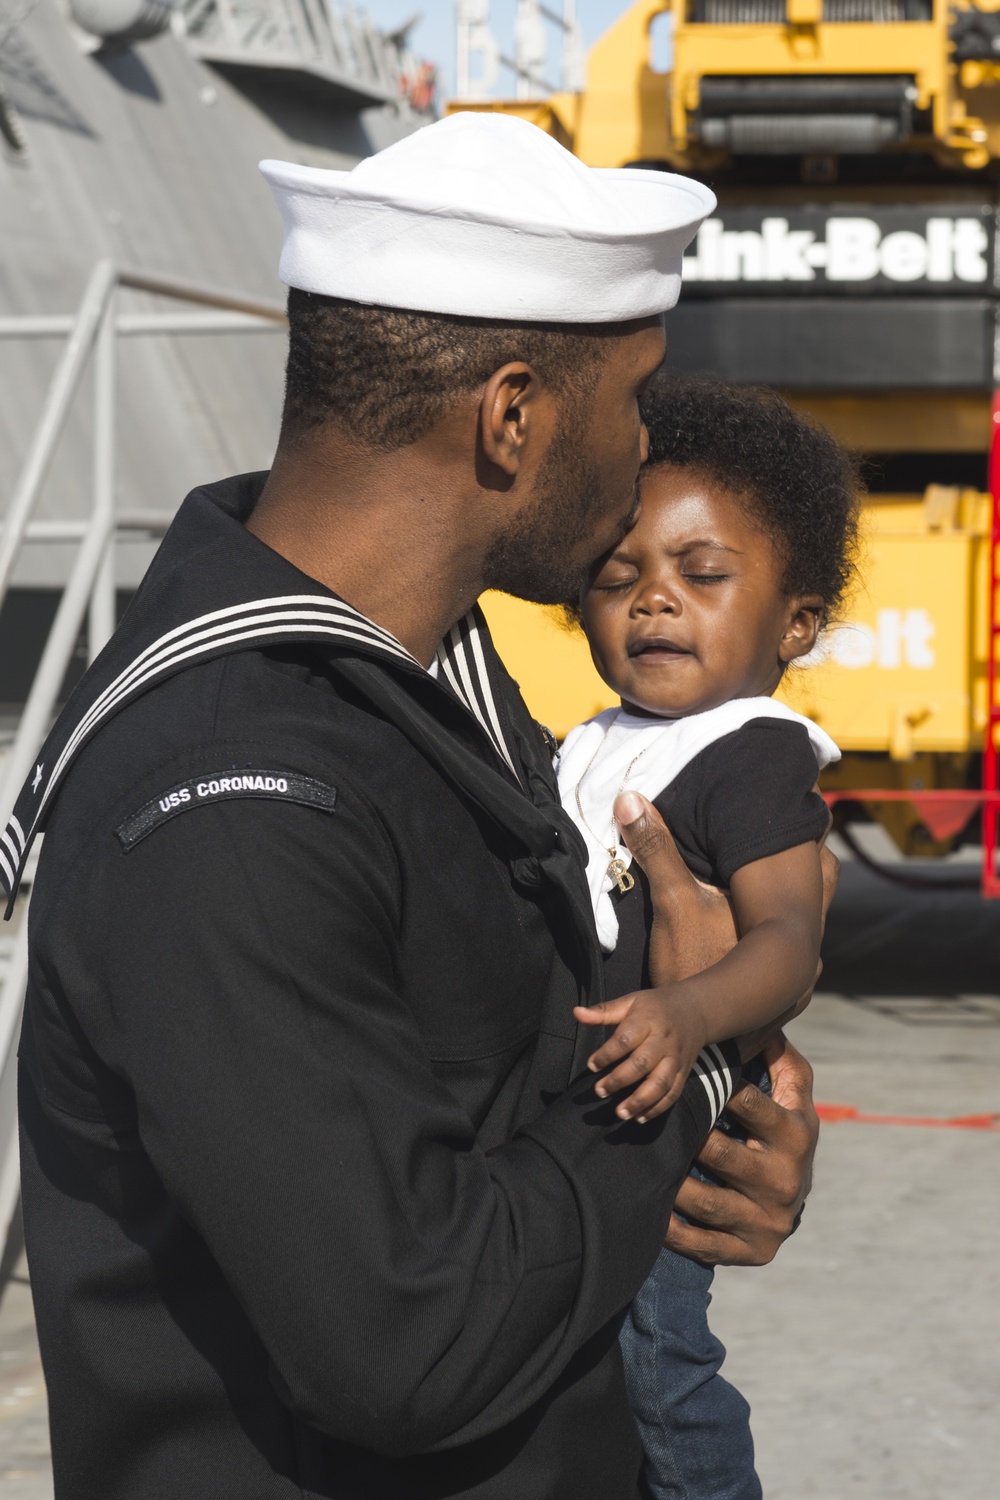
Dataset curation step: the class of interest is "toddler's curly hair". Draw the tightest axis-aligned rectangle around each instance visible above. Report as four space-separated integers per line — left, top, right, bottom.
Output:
639 374 861 621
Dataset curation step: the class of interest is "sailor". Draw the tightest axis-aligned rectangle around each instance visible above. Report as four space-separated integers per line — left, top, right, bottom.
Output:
4 115 821 1499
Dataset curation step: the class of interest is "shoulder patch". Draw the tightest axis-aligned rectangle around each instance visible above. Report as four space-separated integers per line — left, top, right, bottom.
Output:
115 771 337 851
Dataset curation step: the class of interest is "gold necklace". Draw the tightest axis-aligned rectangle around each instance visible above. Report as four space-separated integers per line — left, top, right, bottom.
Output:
573 713 655 895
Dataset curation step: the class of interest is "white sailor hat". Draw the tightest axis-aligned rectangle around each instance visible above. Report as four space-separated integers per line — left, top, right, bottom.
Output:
260 113 715 325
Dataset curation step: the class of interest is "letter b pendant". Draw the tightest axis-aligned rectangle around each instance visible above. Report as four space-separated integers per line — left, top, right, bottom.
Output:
608 855 635 895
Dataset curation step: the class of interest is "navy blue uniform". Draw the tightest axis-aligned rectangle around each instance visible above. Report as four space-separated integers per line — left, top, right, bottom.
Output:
4 474 737 1500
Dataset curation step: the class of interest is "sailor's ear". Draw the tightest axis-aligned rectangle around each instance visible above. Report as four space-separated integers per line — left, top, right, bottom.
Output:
779 596 824 662
478 362 539 478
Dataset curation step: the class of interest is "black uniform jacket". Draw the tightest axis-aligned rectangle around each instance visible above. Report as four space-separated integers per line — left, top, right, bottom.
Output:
4 474 736 1500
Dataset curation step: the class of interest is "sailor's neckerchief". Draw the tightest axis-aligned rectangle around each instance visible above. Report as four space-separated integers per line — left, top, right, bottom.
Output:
0 474 568 920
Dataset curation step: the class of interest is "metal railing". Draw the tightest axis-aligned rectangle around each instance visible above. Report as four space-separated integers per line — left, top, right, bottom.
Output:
179 0 436 110
0 262 286 1268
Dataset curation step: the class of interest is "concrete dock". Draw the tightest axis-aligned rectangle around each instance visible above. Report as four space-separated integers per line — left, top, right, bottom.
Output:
713 843 1000 1500
0 1245 49 1500
2 845 998 1498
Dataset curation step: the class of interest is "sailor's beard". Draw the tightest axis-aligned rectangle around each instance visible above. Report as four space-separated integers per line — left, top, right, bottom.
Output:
482 414 638 607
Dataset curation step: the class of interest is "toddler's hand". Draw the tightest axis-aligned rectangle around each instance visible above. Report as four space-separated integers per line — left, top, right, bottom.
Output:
573 989 709 1123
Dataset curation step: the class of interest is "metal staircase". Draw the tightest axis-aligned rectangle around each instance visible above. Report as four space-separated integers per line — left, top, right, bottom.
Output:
0 264 286 1269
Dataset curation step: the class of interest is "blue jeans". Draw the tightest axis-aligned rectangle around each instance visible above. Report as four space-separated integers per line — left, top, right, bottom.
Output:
619 1250 760 1500
618 1059 769 1500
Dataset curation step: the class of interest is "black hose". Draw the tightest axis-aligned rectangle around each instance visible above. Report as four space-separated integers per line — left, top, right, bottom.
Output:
835 820 982 892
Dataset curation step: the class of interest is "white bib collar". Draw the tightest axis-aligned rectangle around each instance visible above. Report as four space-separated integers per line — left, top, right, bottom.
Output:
557 698 839 953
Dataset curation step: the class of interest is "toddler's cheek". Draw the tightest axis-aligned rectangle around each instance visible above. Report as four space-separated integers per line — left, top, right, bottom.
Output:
585 630 627 691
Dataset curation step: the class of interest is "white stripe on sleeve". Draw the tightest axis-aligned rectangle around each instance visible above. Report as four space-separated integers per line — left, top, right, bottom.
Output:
693 1044 734 1126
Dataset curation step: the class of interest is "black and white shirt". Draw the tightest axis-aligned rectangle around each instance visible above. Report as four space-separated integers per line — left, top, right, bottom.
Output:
558 701 839 969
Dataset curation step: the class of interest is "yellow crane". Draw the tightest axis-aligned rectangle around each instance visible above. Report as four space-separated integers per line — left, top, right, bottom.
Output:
450 0 1000 892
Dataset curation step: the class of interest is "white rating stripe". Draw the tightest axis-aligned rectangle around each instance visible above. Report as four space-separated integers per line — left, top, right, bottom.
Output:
693 1043 734 1126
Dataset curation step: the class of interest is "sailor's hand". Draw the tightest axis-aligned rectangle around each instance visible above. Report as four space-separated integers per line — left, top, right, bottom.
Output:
613 792 840 993
818 841 840 936
663 1034 819 1267
613 791 739 985
813 784 841 941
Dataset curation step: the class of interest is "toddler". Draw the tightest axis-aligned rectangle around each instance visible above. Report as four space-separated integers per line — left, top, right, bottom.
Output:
557 376 859 1500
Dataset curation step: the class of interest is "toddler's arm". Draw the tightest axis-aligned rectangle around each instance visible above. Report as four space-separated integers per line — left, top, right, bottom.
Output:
574 839 824 1123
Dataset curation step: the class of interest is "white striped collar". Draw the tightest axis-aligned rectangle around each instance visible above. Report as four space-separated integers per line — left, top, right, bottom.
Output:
436 612 520 781
1 592 519 913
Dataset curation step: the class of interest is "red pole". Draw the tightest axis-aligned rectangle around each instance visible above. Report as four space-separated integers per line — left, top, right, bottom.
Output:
983 393 1000 897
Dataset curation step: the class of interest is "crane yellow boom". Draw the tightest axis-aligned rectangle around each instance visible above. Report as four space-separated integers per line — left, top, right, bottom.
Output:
449 1 1000 884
